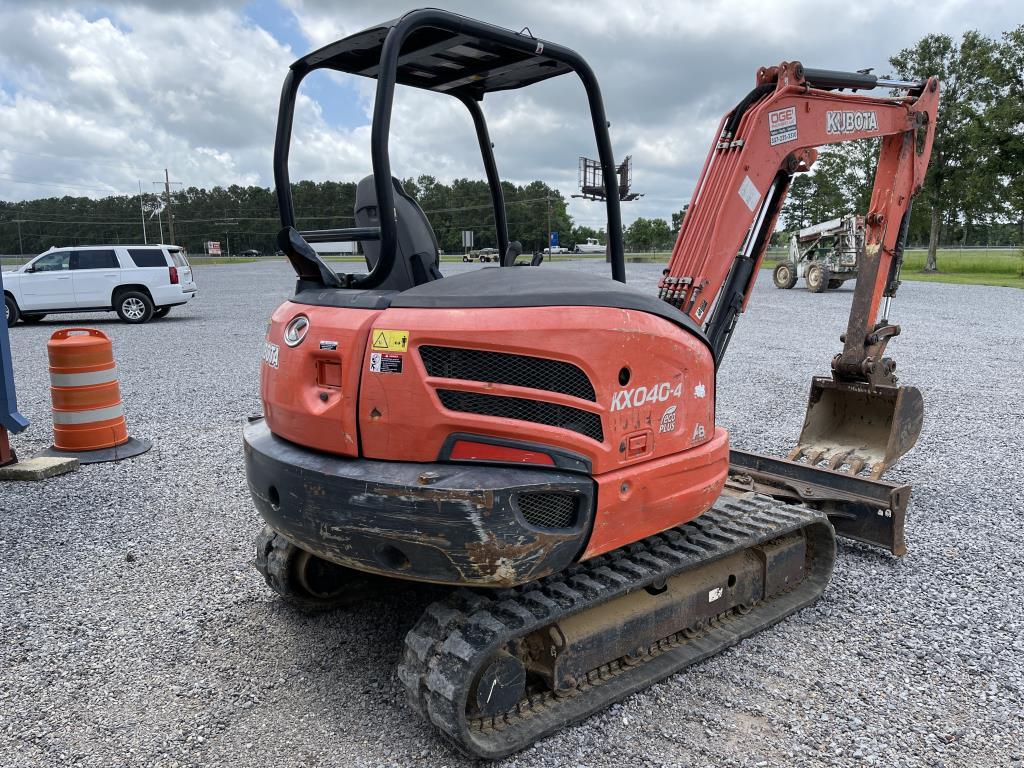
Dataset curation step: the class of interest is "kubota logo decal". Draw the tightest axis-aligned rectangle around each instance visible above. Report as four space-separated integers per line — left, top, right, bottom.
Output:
826 110 879 134
611 382 683 412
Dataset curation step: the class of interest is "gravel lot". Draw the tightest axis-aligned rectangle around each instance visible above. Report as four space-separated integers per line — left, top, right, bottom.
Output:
1 260 1021 768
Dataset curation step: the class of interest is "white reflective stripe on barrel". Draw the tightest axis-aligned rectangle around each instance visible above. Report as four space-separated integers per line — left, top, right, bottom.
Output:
49 367 118 387
51 403 125 425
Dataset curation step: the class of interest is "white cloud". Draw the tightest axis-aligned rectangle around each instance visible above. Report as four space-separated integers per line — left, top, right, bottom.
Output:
0 0 1015 233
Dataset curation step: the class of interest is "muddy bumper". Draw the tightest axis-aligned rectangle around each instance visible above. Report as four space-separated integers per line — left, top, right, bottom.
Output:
243 418 595 587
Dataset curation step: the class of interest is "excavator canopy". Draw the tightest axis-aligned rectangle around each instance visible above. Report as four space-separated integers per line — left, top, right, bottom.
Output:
273 8 626 290
293 17 574 97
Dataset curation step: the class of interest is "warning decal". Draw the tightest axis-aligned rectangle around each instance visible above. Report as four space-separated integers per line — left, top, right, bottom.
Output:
768 106 798 146
371 330 409 352
738 175 761 212
369 352 403 374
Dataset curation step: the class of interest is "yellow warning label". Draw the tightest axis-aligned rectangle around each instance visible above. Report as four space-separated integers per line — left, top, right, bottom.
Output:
371 329 409 352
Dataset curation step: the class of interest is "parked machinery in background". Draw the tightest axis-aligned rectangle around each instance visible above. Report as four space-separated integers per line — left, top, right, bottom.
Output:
773 213 864 292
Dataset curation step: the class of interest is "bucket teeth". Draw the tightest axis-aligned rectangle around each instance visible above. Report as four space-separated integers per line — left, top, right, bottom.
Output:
827 450 854 471
791 378 924 479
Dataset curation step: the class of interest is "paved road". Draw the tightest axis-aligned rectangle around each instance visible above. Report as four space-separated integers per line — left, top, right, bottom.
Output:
1 260 1021 767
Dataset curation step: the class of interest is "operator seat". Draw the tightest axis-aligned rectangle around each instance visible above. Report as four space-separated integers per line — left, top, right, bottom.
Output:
355 175 442 291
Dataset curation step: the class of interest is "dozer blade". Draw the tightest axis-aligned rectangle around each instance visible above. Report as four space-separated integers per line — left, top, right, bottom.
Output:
788 376 923 480
727 449 909 556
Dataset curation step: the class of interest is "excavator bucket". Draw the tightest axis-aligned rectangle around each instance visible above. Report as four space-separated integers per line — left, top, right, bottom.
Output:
788 377 923 480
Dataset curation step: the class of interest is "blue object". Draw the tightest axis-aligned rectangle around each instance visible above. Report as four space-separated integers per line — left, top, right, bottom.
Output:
550 231 558 247
0 267 28 433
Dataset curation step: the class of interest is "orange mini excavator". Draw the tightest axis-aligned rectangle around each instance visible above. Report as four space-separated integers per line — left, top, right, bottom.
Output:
245 9 938 758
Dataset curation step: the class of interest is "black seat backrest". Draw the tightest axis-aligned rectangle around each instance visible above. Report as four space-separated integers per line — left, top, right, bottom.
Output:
355 175 442 291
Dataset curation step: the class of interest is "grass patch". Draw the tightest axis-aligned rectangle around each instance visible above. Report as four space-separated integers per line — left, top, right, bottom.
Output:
899 270 1024 289
900 248 1023 275
187 256 262 265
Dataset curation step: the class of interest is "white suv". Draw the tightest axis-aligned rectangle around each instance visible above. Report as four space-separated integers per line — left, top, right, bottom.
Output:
3 245 197 326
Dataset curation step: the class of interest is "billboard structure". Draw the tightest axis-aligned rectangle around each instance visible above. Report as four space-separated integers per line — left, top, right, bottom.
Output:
574 155 643 201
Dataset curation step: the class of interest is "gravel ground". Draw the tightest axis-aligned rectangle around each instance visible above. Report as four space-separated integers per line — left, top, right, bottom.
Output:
1 260 1021 768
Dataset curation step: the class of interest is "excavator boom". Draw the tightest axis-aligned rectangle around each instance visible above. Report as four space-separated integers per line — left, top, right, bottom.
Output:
663 62 938 363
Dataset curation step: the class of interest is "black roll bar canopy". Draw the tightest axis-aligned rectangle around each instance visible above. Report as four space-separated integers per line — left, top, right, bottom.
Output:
273 8 626 287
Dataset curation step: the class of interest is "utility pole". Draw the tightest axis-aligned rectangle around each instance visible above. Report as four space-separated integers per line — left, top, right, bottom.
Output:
216 218 238 258
152 174 182 246
546 193 552 262
138 180 147 244
164 169 176 246
15 220 24 257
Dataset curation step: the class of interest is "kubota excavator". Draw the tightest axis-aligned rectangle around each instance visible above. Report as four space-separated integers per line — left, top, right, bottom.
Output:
245 9 938 758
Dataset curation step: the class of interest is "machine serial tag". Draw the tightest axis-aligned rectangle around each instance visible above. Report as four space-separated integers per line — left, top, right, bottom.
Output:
371 330 409 352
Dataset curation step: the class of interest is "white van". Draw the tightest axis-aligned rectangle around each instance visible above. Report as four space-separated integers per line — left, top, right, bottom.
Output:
3 244 197 326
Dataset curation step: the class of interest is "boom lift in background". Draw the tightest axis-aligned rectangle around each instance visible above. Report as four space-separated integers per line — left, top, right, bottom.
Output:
244 9 938 758
773 213 866 292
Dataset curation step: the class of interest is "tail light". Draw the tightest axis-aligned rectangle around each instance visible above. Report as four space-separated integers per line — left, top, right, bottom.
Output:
449 439 555 466
169 266 179 285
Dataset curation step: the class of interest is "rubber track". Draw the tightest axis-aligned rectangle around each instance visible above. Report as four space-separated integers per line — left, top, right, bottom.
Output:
398 494 836 759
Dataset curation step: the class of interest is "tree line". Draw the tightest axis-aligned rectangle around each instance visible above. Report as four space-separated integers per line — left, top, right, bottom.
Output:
0 175 679 257
0 178 579 257
780 25 1024 270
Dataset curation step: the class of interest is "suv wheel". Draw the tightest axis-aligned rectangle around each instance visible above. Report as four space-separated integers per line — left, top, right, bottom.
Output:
116 291 154 323
4 295 19 327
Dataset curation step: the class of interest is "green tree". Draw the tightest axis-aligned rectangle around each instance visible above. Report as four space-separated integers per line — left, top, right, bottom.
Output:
991 25 1024 247
624 217 672 252
890 31 999 271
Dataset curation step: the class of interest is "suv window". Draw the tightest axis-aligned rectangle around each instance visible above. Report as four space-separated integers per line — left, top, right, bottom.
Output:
170 251 189 267
71 250 119 270
31 252 71 272
128 248 168 268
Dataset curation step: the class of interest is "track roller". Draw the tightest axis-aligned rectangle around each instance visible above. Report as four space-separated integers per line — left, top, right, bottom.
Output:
254 525 391 612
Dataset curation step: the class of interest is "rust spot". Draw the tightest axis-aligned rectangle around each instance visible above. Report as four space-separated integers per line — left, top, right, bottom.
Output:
464 529 562 586
305 482 327 498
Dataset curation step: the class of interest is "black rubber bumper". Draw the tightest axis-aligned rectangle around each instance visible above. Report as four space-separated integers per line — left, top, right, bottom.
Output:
243 418 595 587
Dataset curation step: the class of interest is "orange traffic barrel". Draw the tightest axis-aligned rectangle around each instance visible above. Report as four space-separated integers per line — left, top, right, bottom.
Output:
43 328 150 463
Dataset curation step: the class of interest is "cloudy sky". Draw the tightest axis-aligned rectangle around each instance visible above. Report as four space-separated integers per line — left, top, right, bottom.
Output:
0 0 1015 228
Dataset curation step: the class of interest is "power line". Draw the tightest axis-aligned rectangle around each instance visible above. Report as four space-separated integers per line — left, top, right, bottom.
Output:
0 173 120 194
0 196 565 226
1 148 167 175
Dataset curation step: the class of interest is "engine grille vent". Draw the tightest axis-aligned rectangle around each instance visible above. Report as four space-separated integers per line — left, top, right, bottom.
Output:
517 492 578 529
437 389 604 443
420 346 596 401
